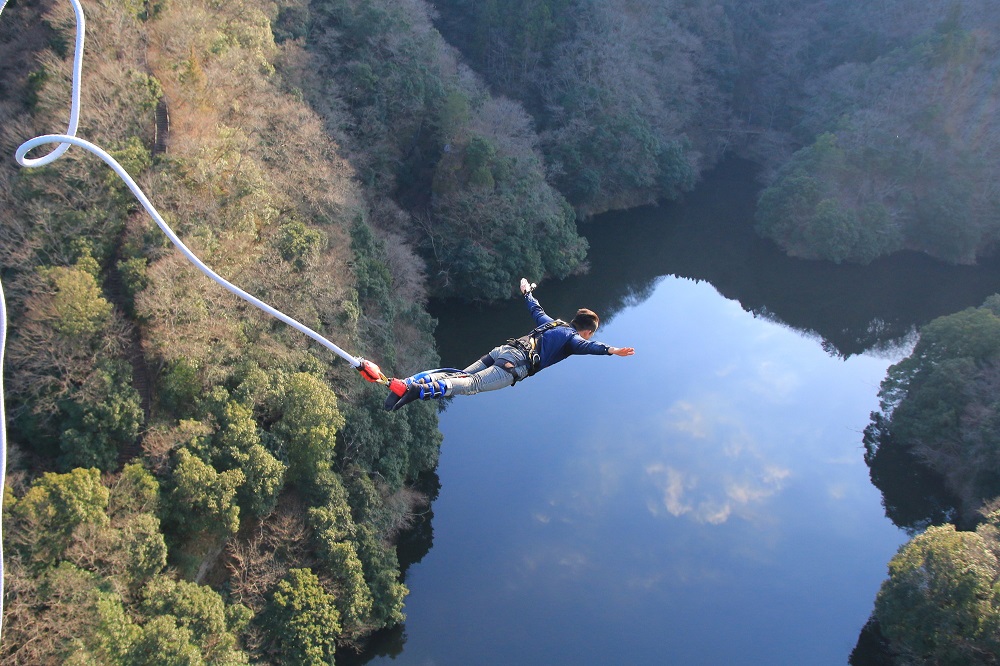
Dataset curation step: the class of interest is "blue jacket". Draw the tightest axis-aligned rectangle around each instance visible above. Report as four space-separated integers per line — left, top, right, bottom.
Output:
524 293 611 371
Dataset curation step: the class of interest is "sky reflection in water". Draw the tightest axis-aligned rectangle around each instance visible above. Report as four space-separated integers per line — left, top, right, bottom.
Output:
374 276 909 666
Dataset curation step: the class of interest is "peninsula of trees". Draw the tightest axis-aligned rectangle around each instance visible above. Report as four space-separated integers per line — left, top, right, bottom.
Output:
861 297 1000 664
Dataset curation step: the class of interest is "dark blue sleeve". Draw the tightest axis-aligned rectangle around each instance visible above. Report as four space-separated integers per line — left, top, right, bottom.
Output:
569 334 611 356
525 293 553 327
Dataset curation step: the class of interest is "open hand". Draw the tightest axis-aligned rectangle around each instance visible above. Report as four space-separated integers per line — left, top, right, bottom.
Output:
609 347 635 357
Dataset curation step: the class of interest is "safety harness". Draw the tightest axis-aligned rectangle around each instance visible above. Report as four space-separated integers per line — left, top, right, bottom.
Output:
504 319 572 384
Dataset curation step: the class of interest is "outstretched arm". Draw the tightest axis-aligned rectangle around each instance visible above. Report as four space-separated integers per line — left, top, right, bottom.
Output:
520 278 552 326
521 278 635 357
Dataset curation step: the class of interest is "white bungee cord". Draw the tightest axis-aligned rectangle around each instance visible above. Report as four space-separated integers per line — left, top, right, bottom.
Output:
0 0 386 642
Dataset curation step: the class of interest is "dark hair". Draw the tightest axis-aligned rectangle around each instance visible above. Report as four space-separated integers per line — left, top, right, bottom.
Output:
571 308 599 333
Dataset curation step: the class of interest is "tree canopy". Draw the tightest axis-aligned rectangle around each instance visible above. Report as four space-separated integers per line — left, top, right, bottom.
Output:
875 523 1000 665
867 297 1000 520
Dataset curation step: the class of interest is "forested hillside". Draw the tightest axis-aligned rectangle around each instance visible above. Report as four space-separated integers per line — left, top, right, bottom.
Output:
0 0 440 662
743 0 1000 265
428 0 731 215
296 0 588 300
429 0 1000 266
866 297 1000 523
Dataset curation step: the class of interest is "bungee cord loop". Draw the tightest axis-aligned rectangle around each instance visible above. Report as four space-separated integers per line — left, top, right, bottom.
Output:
16 133 381 371
0 0 392 643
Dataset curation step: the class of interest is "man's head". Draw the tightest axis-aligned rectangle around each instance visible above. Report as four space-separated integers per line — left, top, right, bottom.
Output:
571 308 600 339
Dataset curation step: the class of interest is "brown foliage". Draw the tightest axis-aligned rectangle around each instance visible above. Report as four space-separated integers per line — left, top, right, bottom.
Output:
141 419 213 474
225 496 315 652
125 0 365 386
0 557 101 666
7 278 130 421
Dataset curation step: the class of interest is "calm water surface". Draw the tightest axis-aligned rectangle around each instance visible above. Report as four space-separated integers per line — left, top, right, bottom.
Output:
359 160 1000 666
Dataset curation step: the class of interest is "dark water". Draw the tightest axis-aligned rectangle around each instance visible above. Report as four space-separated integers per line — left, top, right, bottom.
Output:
354 159 1000 666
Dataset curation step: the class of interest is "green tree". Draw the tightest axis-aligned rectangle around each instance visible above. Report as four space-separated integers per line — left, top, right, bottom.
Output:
353 525 407 629
272 373 345 491
160 358 204 417
871 299 1000 517
322 541 373 631
464 135 498 188
110 463 160 518
339 383 443 490
307 474 375 631
802 199 861 264
169 449 244 537
9 468 110 566
58 359 144 471
340 386 411 491
276 220 325 271
40 264 113 337
115 513 169 592
64 576 250 666
879 305 1000 419
234 443 286 518
755 133 904 264
266 568 341 666
215 400 286 517
128 616 205 666
875 524 1000 664
349 218 393 317
107 135 154 209
141 577 250 664
65 592 142 665
307 472 356 544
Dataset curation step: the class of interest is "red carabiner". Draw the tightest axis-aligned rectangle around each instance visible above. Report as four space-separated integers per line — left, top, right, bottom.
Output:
358 359 385 383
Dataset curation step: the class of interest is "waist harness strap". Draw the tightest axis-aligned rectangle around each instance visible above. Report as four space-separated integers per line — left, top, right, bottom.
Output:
506 319 570 384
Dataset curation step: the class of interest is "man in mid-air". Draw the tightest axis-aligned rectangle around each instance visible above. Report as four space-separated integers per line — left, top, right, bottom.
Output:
384 278 635 411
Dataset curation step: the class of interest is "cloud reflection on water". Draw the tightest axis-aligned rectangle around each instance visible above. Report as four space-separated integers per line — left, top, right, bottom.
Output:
637 393 792 525
643 459 789 525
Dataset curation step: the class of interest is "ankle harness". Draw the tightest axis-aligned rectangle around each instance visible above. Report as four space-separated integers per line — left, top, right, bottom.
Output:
415 378 449 400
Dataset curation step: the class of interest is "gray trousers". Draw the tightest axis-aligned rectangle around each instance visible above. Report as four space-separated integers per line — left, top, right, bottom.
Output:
417 344 530 396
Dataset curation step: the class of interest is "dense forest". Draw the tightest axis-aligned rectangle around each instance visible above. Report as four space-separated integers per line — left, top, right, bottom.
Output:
1 0 1000 663
429 0 1000 266
752 3 1000 266
0 0 442 662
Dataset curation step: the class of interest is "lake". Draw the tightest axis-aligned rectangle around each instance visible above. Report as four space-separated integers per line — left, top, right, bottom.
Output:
354 159 1000 665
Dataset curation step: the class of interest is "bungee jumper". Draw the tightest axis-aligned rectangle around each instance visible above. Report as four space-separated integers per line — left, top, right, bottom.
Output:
384 278 636 411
